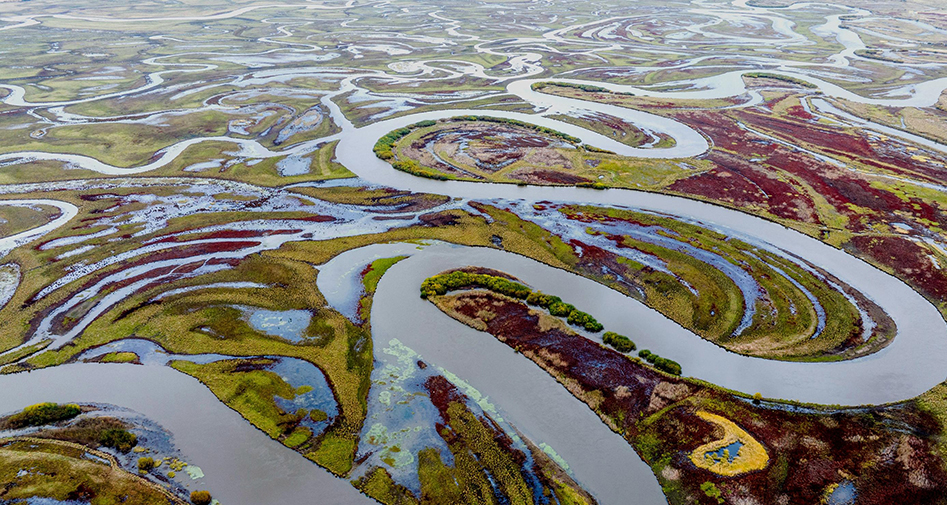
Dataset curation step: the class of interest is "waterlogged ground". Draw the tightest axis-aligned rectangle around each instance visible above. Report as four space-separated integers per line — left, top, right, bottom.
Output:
0 0 946 504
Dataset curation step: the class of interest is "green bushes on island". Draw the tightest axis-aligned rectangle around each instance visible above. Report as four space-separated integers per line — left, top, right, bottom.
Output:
528 293 602 332
446 116 582 144
425 269 683 374
743 72 815 88
373 116 584 167
582 145 615 154
547 301 576 317
1 402 81 429
568 310 604 332
190 490 213 505
532 81 639 97
421 271 532 300
137 457 155 472
391 159 449 180
99 428 138 453
421 272 604 332
373 119 437 159
576 181 608 190
638 349 682 376
525 291 559 307
373 127 412 160
532 81 611 93
603 331 636 353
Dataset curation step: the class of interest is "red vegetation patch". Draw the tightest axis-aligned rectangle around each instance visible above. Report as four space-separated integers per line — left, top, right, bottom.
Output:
850 235 947 299
441 291 947 505
29 240 260 337
424 375 467 416
418 211 460 227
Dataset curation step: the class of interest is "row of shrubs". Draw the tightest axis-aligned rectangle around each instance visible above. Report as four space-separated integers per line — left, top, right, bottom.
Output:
372 116 584 165
524 291 603 332
532 81 610 93
391 159 449 180
421 271 532 299
531 81 636 96
638 349 682 376
743 72 816 88
576 181 608 190
445 115 582 144
372 120 437 159
422 272 682 375
582 145 615 154
1 402 81 429
421 272 603 332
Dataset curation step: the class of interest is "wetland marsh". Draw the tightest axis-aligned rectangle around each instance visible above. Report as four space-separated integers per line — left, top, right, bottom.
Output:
0 0 946 503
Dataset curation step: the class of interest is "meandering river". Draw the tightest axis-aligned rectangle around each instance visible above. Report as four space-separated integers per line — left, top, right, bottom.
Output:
2 3 947 503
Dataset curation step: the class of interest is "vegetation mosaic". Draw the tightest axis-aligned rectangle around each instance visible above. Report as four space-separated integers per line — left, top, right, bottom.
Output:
0 0 945 504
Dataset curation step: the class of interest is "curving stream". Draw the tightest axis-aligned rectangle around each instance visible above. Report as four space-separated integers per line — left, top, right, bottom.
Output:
1 2 947 503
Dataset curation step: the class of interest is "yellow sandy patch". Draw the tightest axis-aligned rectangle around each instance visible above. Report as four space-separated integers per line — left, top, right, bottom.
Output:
689 410 769 476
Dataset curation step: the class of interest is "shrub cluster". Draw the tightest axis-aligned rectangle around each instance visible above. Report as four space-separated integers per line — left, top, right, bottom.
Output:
190 490 213 505
447 115 582 144
582 145 615 154
637 349 682 376
421 273 604 332
372 120 437 159
99 428 138 453
138 457 155 472
603 332 636 353
547 301 575 317
391 159 449 180
576 181 608 190
531 82 609 93
525 291 559 307
531 81 635 96
372 127 411 160
421 271 531 300
373 116 585 167
2 402 81 429
743 72 815 88
567 310 604 332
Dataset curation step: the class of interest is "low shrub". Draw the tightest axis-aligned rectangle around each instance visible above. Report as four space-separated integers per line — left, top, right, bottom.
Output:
548 302 576 317
99 428 138 453
372 126 413 160
567 310 604 332
653 356 682 376
583 145 615 154
526 291 561 308
190 490 213 505
577 181 608 190
391 159 449 180
531 81 609 93
138 457 155 472
603 332 636 353
636 349 681 375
